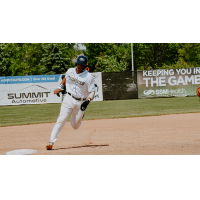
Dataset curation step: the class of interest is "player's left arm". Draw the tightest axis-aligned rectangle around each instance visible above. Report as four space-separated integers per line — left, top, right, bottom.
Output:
80 91 95 111
80 74 95 111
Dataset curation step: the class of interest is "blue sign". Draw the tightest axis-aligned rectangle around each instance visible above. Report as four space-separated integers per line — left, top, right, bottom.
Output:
0 75 61 84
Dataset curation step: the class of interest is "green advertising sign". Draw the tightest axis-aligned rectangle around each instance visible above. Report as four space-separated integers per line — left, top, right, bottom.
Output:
137 68 200 98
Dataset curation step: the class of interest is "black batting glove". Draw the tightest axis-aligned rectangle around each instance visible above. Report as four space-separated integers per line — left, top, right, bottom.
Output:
80 99 90 111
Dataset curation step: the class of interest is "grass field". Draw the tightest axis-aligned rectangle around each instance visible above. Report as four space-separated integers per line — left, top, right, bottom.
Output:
0 96 200 127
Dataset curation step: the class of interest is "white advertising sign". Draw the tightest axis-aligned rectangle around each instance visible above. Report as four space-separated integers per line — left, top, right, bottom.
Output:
0 72 103 106
0 75 62 106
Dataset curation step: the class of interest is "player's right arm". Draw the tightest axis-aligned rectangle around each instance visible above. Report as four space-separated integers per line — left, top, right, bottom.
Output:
54 77 66 94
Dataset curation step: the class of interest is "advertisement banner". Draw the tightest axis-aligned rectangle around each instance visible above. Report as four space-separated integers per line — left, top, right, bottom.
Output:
0 75 62 106
0 72 103 106
137 68 200 98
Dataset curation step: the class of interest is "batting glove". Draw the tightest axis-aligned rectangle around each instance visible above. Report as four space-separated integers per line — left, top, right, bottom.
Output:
80 99 90 111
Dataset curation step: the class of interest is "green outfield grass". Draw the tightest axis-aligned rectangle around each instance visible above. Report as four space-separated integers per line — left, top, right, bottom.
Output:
0 96 200 127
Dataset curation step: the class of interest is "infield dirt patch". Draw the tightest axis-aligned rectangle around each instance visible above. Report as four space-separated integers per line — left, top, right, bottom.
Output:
1 113 200 155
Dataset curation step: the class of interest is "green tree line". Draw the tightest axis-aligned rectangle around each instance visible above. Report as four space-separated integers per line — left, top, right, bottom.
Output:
0 43 200 76
84 43 200 72
0 43 77 76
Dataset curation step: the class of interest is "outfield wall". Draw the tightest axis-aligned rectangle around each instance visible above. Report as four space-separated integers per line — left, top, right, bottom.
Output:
137 68 200 98
0 72 103 106
1 67 199 105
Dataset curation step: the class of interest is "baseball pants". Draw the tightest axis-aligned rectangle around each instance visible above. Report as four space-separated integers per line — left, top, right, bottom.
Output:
49 94 84 143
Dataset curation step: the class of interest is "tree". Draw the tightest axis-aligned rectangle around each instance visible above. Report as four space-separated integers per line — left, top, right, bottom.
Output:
0 43 79 76
0 43 196 76
178 43 200 66
83 43 130 72
83 43 180 71
132 43 180 70
83 43 115 71
6 43 30 76
40 43 75 74
95 55 128 72
0 43 13 76
159 43 200 69
0 43 45 76
23 43 44 75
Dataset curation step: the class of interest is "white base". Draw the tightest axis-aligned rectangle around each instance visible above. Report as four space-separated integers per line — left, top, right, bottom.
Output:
6 149 37 155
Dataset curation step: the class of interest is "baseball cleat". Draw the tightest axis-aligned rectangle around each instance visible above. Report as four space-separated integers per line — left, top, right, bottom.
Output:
46 142 53 150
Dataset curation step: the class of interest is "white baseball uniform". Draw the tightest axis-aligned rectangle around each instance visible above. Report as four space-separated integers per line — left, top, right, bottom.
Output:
49 68 95 143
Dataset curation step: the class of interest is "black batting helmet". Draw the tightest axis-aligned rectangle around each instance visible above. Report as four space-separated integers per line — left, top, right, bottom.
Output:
75 55 88 67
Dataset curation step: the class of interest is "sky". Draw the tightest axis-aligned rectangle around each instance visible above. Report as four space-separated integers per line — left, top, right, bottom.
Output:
77 43 86 50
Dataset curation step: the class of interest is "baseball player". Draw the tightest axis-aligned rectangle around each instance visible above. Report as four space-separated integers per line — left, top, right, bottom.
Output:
46 55 95 150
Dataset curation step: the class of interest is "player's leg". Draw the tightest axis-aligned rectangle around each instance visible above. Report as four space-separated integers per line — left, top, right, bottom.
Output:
48 95 74 145
70 102 85 130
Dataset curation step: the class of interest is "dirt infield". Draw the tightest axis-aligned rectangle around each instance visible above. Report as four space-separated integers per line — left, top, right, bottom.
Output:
1 113 200 155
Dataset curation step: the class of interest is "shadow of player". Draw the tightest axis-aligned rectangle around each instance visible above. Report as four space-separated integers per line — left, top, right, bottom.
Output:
52 144 109 150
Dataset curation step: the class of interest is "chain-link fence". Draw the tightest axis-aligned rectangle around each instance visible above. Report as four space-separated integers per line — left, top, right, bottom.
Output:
102 71 138 100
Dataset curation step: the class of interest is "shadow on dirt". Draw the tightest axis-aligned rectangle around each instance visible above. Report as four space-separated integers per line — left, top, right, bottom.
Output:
52 144 109 150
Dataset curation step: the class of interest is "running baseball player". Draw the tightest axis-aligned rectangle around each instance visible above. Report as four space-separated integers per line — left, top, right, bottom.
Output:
46 55 95 150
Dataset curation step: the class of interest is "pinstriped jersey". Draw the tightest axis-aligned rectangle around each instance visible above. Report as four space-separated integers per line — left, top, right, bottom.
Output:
65 68 95 98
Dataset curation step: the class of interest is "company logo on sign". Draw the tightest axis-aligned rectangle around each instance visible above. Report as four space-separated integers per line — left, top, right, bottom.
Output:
143 88 187 96
7 84 52 104
8 92 51 99
144 90 155 95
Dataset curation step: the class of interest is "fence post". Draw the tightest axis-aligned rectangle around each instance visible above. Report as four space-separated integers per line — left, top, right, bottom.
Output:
131 43 134 72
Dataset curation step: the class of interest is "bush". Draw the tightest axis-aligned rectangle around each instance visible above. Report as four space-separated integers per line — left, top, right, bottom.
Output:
95 55 128 72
